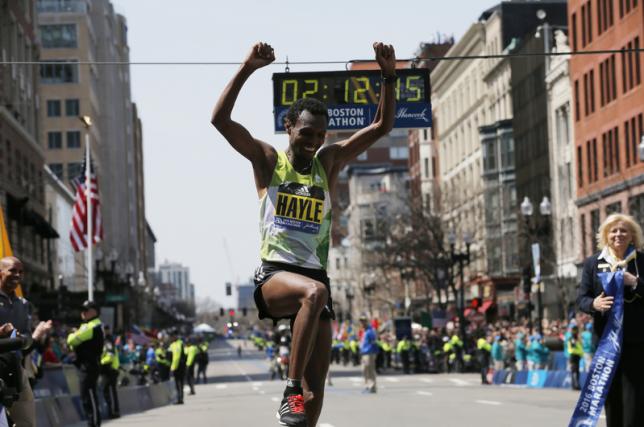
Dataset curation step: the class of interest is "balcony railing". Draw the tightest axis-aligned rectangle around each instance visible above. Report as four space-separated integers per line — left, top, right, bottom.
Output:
36 0 87 14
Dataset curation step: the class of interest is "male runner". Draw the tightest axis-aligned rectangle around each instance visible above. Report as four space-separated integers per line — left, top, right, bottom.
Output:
212 41 396 427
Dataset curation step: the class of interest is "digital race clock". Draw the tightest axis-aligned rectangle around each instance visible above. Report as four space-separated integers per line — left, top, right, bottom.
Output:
272 68 432 132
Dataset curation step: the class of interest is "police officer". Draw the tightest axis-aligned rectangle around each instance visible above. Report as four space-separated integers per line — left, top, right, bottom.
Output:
100 341 120 418
567 326 583 391
67 301 104 427
169 334 186 404
155 341 171 381
185 338 198 395
196 339 209 384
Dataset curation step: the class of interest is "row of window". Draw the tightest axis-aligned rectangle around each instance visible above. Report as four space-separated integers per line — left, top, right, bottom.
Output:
40 24 77 49
40 61 78 84
0 140 45 204
47 131 81 149
577 113 644 186
46 98 79 117
572 0 638 50
48 162 82 181
574 37 641 121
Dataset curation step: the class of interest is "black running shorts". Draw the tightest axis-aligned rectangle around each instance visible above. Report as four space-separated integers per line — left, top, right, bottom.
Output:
253 261 335 324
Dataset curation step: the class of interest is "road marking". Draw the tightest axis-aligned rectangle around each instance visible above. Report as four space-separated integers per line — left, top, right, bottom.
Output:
319 424 335 427
417 391 433 396
449 378 470 387
385 377 400 383
233 361 253 382
271 397 280 402
420 378 434 384
475 400 502 406
253 382 263 387
215 384 228 389
350 377 361 382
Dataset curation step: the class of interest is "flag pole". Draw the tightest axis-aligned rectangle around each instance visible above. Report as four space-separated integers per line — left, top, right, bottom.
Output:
80 116 93 302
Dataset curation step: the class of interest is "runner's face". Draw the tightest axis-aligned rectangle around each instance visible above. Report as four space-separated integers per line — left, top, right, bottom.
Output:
0 259 23 294
286 110 327 161
607 221 632 253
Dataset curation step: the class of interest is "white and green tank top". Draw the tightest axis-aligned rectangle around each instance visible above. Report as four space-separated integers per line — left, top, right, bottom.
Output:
259 151 332 270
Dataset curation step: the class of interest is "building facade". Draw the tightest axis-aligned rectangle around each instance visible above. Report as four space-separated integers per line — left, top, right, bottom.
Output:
431 22 487 276
158 260 192 303
545 29 578 317
37 0 147 292
1 0 59 293
569 0 644 259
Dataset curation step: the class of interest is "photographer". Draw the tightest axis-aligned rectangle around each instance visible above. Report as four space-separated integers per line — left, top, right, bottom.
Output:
0 257 52 427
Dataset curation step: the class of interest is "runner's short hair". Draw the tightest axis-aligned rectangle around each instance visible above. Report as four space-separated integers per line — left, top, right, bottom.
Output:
284 98 328 126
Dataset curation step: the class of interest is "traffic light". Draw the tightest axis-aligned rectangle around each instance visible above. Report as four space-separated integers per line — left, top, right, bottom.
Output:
225 282 232 296
219 307 224 316
242 307 247 317
228 309 235 317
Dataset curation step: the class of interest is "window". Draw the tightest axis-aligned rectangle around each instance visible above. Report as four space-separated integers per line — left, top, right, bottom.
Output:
357 151 367 161
47 132 62 149
49 163 63 180
577 145 584 187
606 201 622 215
65 98 79 116
591 208 601 238
67 162 82 180
625 113 643 168
389 146 409 160
596 0 614 35
628 193 644 227
621 37 641 93
66 131 81 148
39 24 77 48
40 61 78 84
574 80 581 121
572 13 578 51
424 158 429 178
361 219 376 241
592 138 598 182
432 156 438 178
483 140 496 171
46 100 61 117
620 0 639 17
501 134 514 168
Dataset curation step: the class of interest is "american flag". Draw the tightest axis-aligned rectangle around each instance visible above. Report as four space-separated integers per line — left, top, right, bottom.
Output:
69 155 103 252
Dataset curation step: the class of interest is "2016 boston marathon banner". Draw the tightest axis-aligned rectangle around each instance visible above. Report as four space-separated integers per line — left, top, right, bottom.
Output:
568 269 625 427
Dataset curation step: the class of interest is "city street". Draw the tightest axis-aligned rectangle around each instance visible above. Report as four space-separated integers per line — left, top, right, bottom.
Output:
104 339 588 427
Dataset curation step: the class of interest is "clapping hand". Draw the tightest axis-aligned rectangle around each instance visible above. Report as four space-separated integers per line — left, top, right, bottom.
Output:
0 323 14 338
32 319 53 342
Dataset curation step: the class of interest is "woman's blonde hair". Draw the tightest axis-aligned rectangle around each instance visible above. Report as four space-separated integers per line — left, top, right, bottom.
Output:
596 213 644 250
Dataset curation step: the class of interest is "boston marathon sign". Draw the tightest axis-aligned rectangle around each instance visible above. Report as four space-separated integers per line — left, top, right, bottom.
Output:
272 69 432 132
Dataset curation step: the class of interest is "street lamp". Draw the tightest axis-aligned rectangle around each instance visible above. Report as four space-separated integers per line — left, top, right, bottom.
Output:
520 196 551 335
448 230 471 341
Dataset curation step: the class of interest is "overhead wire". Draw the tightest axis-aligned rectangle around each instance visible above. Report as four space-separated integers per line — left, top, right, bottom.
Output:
1 48 642 66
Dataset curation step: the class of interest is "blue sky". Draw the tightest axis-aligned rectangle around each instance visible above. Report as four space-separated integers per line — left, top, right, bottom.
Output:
110 0 498 307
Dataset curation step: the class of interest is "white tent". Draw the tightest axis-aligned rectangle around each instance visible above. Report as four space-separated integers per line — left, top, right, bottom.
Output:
193 323 216 333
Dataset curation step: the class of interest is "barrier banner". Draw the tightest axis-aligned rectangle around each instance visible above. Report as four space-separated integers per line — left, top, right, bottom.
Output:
527 370 547 388
568 269 624 427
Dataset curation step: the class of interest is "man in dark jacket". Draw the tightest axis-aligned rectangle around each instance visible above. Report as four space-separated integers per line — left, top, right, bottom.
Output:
67 301 104 427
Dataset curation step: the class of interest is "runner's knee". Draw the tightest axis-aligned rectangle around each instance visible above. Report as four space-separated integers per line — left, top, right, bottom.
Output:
301 282 328 311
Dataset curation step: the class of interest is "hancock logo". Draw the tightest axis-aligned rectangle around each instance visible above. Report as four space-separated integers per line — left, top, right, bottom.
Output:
396 107 430 122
